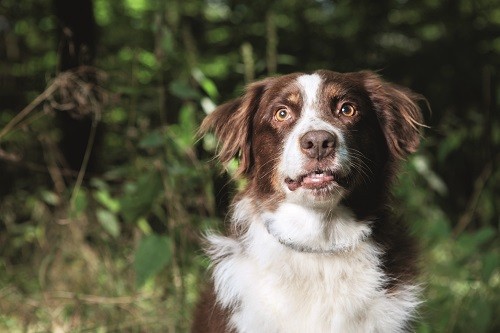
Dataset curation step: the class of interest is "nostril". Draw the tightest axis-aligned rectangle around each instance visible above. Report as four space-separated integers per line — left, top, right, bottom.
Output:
322 139 334 148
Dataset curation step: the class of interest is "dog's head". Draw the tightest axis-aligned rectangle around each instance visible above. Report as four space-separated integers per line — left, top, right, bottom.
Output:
202 70 424 215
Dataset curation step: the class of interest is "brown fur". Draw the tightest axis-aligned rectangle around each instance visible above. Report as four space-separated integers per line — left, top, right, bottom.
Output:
191 283 233 333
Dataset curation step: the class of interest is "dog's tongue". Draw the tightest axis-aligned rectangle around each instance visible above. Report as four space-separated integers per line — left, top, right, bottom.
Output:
285 172 334 191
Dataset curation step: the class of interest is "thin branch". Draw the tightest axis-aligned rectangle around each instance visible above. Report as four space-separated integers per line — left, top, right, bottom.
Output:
0 148 21 162
0 81 59 140
69 116 99 209
40 136 67 195
453 158 495 237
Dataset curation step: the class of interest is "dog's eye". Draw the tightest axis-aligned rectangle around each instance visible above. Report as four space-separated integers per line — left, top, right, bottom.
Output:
275 109 290 122
339 104 356 117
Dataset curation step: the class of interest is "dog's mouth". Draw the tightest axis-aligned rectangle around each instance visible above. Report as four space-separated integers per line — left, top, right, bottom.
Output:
285 170 342 192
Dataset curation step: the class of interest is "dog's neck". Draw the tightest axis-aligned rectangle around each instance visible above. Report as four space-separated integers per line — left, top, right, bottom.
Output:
233 197 373 255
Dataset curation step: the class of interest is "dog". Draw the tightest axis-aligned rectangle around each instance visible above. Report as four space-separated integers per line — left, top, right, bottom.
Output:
192 70 424 333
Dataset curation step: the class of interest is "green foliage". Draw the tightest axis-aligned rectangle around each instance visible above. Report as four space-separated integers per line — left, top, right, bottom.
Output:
96 208 121 238
0 0 498 331
396 157 499 332
134 234 173 288
70 189 89 218
120 171 164 224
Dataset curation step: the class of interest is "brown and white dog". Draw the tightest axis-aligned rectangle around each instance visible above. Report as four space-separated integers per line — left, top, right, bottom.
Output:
192 70 424 333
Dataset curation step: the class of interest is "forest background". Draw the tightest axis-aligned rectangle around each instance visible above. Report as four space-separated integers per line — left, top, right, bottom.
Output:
0 0 498 332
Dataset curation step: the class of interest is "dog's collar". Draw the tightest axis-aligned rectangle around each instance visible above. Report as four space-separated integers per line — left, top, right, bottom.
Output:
264 218 372 255
272 234 370 254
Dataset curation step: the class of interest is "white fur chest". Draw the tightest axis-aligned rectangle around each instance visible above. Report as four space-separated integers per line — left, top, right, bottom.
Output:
207 199 420 333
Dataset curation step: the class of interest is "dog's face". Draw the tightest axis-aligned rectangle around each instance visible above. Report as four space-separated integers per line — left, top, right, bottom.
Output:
202 70 423 215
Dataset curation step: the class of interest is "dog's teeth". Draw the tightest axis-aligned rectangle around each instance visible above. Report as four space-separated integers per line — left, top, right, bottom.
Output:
311 171 324 177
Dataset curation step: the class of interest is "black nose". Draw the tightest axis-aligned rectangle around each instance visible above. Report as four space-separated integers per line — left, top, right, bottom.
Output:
299 130 337 160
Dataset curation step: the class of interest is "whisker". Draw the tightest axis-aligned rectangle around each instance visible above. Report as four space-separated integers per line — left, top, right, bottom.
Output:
344 148 374 185
254 156 281 181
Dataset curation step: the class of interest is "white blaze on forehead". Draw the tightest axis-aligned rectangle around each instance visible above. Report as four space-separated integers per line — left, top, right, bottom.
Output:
296 74 322 113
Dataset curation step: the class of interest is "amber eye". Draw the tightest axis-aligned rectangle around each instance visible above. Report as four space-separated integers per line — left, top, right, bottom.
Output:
339 103 356 117
275 108 290 122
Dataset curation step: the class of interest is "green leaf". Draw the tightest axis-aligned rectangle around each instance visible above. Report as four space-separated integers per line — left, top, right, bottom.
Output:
96 209 121 238
201 79 218 99
471 227 496 245
456 227 495 257
481 252 498 281
415 322 432 333
179 103 196 133
161 29 174 55
120 171 163 224
137 217 153 235
40 190 59 206
192 68 219 99
134 234 172 288
169 81 200 100
138 50 158 69
139 130 165 149
167 104 197 150
468 297 492 332
94 190 120 213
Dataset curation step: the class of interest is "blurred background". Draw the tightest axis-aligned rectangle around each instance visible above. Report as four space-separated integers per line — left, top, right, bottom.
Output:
0 0 498 332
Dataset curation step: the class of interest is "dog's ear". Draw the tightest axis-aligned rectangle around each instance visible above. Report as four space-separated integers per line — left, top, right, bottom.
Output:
362 72 425 159
200 79 268 176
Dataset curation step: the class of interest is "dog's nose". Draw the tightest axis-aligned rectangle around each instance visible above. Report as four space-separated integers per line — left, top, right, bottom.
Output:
300 130 337 160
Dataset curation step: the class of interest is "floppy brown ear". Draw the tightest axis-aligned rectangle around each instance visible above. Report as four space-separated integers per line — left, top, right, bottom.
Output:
362 72 425 159
200 80 268 176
